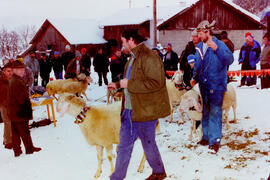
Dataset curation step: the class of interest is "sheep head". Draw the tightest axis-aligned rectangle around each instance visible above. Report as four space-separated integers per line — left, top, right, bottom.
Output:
172 70 184 85
56 93 86 117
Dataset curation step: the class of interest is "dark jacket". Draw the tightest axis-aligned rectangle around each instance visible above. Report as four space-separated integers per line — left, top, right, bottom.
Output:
120 44 171 122
39 57 52 79
81 54 91 76
238 40 261 68
93 53 109 72
179 41 196 71
222 38 234 54
193 36 234 92
51 56 63 72
8 74 33 122
0 75 9 107
110 55 127 82
62 51 75 71
64 59 83 79
163 50 178 71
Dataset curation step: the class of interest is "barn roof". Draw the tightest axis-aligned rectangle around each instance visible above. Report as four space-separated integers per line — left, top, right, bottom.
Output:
101 5 188 26
30 18 106 45
158 0 263 29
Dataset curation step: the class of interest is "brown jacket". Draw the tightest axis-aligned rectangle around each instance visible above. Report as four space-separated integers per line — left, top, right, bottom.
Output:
0 75 9 107
64 58 83 79
121 43 171 122
8 74 33 122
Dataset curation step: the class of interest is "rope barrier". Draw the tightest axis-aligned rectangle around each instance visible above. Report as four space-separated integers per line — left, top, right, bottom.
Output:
166 69 270 77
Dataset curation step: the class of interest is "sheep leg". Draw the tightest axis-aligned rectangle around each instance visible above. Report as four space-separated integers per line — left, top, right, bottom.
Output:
137 153 147 173
53 94 58 101
199 122 203 140
94 145 104 179
189 120 195 141
169 108 174 123
223 109 229 130
105 145 115 176
232 104 237 124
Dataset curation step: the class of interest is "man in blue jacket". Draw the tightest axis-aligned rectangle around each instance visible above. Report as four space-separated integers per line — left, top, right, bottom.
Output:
191 20 234 153
238 32 261 87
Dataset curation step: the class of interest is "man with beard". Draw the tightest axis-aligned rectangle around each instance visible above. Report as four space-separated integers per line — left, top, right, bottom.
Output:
190 20 233 153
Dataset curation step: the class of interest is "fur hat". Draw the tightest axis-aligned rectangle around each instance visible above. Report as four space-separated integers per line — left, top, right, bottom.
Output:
187 54 195 64
12 60 26 69
197 20 216 32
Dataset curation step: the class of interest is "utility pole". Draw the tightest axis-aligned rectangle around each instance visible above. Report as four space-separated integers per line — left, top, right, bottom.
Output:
129 0 131 8
153 0 157 47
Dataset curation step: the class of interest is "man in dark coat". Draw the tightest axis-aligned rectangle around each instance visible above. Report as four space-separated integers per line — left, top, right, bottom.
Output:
260 33 270 89
179 30 200 89
39 53 52 87
93 48 109 86
8 61 41 157
0 62 13 149
163 43 178 79
62 45 75 72
51 51 63 79
80 48 91 76
110 47 126 82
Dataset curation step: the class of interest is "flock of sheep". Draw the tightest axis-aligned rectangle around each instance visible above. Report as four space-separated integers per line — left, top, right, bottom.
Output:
45 71 237 179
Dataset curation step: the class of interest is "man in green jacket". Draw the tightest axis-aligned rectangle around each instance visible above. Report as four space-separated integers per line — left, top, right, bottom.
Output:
8 61 41 157
108 29 170 180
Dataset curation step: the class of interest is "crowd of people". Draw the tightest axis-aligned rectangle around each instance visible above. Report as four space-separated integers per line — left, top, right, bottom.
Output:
0 18 270 180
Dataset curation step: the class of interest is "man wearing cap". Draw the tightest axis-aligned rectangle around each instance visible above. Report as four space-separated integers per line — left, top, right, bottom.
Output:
64 50 83 79
16 56 34 93
39 53 52 87
163 43 179 79
261 33 270 89
80 48 91 77
25 51 40 86
0 62 13 149
51 51 63 79
238 32 261 87
179 30 200 89
8 60 41 157
191 20 233 153
62 44 75 72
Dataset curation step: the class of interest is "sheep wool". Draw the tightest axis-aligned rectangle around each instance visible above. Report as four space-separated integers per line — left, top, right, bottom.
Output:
74 107 91 124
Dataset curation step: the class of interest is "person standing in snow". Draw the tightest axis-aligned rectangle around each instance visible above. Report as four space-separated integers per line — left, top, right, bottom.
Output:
163 43 178 79
64 51 83 79
51 51 63 79
260 33 270 89
190 20 234 153
109 47 126 82
0 62 13 149
39 53 52 87
238 32 261 87
108 28 170 180
93 47 109 86
80 48 91 77
8 61 42 157
62 44 75 72
25 51 40 86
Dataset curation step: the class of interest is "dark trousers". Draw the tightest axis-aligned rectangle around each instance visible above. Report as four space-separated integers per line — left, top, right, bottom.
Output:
240 62 257 86
34 75 38 86
11 121 34 153
97 71 108 86
261 64 270 89
54 71 63 80
41 76 50 88
110 109 165 180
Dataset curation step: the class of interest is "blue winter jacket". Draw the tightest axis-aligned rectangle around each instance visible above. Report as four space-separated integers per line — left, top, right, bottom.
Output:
238 40 261 68
193 36 234 92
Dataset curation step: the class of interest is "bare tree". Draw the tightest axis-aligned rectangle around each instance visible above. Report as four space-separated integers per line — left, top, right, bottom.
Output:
233 0 269 16
19 25 36 50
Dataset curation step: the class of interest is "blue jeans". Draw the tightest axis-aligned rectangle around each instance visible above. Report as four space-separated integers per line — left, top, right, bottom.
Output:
200 89 225 146
110 109 165 180
54 71 63 79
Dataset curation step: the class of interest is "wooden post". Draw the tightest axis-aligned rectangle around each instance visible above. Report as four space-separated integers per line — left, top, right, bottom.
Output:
153 0 157 47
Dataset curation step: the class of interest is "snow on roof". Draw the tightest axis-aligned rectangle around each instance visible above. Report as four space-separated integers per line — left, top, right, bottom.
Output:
222 0 261 23
101 5 190 26
48 18 106 44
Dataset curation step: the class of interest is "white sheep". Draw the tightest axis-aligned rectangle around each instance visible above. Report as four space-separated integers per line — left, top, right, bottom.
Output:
179 83 237 141
166 70 187 123
56 94 158 178
46 74 92 100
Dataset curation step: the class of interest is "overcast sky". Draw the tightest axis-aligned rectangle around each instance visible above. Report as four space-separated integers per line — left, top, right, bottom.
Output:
0 0 187 30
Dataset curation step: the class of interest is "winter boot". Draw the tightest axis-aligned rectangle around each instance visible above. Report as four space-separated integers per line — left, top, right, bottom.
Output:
197 139 209 146
145 172 167 180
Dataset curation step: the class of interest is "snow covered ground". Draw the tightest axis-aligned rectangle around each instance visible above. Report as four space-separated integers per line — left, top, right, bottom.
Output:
0 51 269 180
